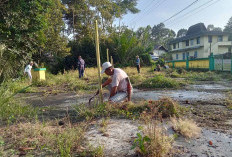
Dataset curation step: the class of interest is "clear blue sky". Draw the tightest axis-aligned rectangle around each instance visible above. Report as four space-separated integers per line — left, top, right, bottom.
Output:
117 0 232 33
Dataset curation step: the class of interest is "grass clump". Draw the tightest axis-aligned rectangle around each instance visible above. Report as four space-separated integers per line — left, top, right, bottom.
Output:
1 121 87 156
138 74 183 89
225 92 232 110
0 82 37 124
133 123 173 157
171 117 201 138
185 71 220 81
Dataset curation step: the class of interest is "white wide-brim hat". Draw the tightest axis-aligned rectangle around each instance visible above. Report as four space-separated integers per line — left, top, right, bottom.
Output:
101 62 112 74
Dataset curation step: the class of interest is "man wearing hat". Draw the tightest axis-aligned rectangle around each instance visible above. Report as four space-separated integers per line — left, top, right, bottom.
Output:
24 61 33 82
100 62 132 103
136 55 140 73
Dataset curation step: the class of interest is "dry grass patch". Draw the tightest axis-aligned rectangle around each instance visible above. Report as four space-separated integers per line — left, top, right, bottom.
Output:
1 121 87 156
171 118 201 138
133 123 173 157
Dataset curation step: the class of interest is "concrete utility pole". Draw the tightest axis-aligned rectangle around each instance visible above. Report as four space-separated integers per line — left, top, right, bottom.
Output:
107 48 109 62
95 20 103 103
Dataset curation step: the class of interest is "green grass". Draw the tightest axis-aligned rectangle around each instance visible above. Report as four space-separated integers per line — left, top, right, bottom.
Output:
138 74 183 89
0 81 38 124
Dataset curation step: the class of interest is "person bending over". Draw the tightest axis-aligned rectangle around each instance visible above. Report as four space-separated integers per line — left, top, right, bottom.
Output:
99 62 133 103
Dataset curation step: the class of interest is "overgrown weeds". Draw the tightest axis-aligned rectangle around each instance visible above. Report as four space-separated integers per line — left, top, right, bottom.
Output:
0 82 37 124
171 117 201 138
138 74 184 89
1 121 87 156
132 123 173 157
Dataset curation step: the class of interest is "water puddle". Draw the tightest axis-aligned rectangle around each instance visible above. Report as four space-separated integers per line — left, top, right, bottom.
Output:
188 84 232 91
133 89 225 102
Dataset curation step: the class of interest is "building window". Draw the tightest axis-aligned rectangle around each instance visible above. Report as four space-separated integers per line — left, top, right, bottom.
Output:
218 35 223 42
186 52 189 59
176 54 178 60
190 39 194 46
197 37 200 44
194 51 198 58
182 53 185 60
186 40 189 46
208 35 212 43
173 43 176 49
177 42 179 48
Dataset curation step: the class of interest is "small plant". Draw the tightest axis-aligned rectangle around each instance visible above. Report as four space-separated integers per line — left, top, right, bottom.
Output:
171 117 201 138
132 123 173 157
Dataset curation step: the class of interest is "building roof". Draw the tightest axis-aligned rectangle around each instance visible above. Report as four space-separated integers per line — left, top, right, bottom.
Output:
169 23 229 44
154 45 168 52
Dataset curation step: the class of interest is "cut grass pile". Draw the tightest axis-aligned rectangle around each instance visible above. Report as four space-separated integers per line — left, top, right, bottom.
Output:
138 74 184 89
171 117 201 138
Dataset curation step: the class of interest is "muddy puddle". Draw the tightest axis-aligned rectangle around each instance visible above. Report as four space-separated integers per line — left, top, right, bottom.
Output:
133 89 225 103
187 83 232 92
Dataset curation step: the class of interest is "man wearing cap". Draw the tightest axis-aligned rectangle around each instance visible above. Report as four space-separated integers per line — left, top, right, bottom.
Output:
100 62 132 103
24 61 33 82
136 55 140 73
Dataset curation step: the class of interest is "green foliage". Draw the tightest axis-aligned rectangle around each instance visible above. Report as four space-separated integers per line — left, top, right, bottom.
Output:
132 133 151 154
0 81 37 124
138 74 182 89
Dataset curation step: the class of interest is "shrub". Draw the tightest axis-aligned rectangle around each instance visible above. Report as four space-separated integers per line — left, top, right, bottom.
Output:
138 74 182 89
171 118 201 138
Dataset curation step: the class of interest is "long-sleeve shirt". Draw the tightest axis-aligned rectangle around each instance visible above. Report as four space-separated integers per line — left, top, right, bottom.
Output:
78 58 85 70
136 58 140 65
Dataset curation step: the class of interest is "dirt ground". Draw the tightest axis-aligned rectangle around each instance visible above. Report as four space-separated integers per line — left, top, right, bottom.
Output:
15 80 232 157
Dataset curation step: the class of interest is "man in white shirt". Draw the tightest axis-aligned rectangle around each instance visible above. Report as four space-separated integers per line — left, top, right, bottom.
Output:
24 61 33 82
100 62 132 103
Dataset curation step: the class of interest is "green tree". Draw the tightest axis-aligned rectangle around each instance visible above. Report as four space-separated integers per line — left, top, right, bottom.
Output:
224 17 232 41
207 24 222 31
177 28 187 37
151 23 176 48
0 0 52 82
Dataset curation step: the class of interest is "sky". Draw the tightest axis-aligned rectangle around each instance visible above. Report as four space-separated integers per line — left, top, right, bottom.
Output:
116 0 232 33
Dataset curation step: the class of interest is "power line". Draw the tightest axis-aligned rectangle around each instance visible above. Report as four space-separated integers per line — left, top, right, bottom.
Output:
165 0 214 26
166 0 222 28
162 0 199 23
133 0 168 25
127 0 159 25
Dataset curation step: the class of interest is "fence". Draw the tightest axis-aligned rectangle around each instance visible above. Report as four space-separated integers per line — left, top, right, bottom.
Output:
167 52 232 73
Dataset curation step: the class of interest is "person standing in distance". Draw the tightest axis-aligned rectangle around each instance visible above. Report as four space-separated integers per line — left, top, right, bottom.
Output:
24 61 33 82
136 55 140 73
77 56 85 78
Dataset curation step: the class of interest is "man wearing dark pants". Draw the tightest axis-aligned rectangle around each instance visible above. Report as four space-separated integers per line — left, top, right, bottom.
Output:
136 55 140 73
77 56 85 78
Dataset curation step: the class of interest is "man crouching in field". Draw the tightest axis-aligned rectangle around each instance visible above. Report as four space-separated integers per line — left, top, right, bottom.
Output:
99 62 133 103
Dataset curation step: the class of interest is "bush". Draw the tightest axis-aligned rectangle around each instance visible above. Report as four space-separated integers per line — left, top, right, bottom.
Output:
138 74 182 89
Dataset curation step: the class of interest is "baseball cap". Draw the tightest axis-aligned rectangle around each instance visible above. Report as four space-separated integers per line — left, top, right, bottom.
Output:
101 62 112 74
